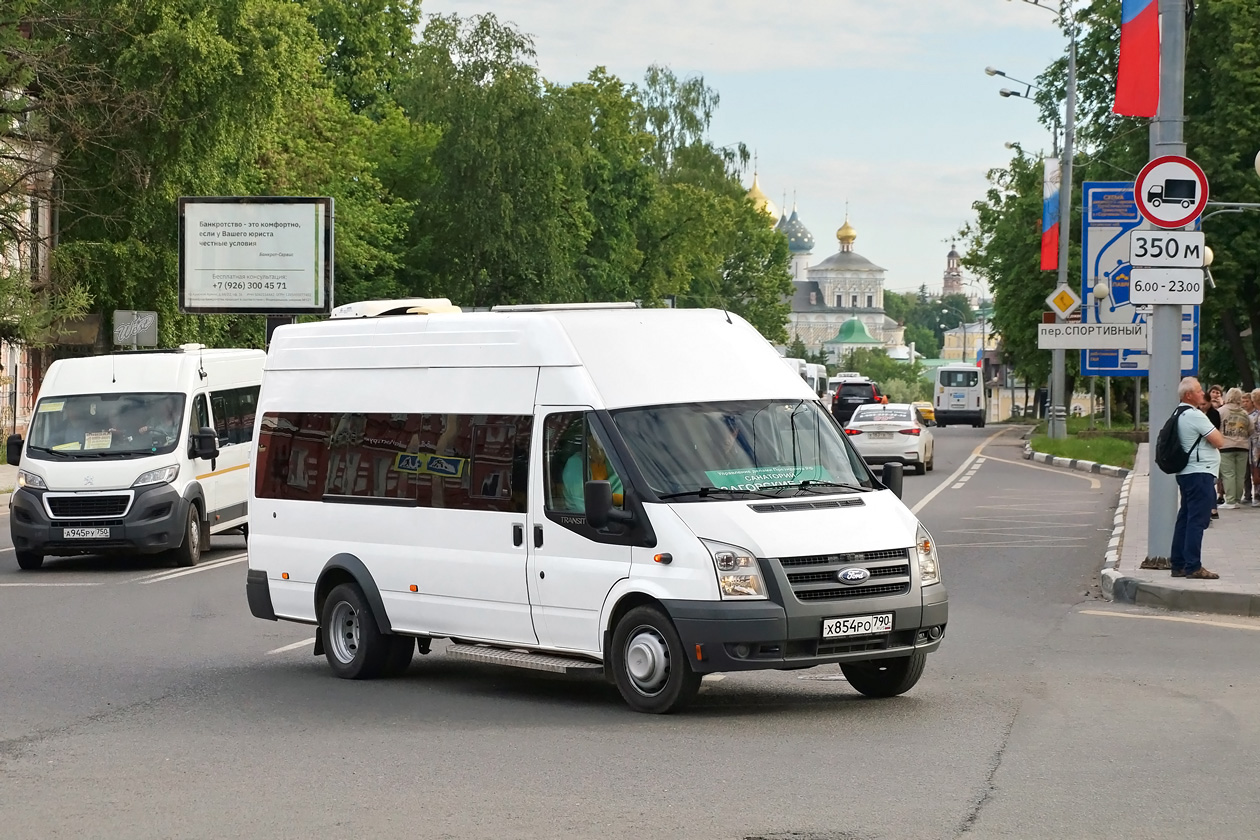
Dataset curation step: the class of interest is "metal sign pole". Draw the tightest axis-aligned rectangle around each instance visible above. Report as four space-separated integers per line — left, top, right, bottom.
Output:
1146 0 1189 562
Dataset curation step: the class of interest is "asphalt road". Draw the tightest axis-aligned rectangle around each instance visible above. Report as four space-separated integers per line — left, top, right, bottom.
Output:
2 425 1259 840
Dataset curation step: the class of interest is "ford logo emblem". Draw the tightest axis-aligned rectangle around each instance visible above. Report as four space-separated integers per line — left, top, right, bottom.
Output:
837 567 870 585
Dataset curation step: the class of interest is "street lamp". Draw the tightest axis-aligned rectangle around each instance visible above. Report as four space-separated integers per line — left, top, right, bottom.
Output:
940 305 972 363
1005 0 1076 441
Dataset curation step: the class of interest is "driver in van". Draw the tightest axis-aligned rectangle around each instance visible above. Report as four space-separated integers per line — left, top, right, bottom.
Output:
560 428 623 512
138 400 182 443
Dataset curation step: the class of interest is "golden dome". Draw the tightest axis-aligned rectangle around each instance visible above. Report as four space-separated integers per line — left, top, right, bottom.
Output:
836 215 857 246
746 173 779 224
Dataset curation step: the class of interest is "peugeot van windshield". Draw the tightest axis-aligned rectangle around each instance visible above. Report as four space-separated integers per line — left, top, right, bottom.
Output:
611 399 874 499
25 393 186 459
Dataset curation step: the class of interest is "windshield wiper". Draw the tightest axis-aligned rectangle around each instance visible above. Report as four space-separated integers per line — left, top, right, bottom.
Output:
26 445 71 459
761 480 873 495
657 487 780 501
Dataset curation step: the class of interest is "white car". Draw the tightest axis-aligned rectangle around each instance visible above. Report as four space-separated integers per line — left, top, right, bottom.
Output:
844 403 935 474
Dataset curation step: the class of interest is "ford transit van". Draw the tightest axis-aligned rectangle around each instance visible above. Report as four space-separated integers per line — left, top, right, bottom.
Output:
246 302 948 713
7 346 265 570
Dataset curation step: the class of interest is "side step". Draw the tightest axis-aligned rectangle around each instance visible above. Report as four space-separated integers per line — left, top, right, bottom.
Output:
445 643 604 675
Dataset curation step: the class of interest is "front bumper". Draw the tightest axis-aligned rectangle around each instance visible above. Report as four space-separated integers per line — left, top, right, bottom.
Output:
663 582 948 673
9 484 190 557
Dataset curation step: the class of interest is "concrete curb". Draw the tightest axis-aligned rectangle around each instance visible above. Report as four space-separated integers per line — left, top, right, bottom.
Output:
1101 570 1260 616
1022 441 1131 478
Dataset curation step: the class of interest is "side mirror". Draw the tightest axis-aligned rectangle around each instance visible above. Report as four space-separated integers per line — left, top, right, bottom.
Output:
193 426 220 461
881 462 904 499
584 480 632 530
6 434 22 467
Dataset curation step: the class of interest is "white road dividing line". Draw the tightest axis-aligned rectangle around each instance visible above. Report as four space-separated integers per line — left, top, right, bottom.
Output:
0 581 105 587
266 638 315 655
911 427 1009 515
139 553 248 584
979 453 1102 489
1080 609 1260 632
950 482 965 490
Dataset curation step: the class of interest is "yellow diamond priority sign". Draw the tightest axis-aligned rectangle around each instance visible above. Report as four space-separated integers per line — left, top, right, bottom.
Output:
1046 286 1081 320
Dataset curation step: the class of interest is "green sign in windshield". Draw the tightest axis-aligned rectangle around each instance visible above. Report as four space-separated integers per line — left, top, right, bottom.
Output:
703 466 833 492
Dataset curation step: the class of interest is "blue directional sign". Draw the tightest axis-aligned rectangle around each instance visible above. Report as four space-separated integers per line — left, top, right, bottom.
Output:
1080 182 1199 377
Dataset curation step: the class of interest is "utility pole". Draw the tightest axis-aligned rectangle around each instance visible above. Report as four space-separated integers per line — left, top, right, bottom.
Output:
1147 0 1188 561
1049 21 1077 440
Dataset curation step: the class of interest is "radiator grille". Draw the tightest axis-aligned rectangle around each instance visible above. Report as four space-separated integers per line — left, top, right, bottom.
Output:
47 495 130 519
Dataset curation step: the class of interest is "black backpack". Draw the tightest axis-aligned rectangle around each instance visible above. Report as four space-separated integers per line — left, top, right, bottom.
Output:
1154 405 1204 474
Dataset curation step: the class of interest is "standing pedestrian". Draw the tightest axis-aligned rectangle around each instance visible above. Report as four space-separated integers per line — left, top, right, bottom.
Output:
1217 388 1253 509
1170 377 1226 579
1243 391 1256 505
1204 386 1223 518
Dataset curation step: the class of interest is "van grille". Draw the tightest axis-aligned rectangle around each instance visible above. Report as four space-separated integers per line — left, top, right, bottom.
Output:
750 498 865 513
47 495 130 519
777 549 913 602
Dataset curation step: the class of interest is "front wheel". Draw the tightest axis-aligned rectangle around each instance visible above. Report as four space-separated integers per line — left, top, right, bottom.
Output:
15 550 44 570
610 606 702 714
320 582 390 679
170 506 202 568
840 652 926 698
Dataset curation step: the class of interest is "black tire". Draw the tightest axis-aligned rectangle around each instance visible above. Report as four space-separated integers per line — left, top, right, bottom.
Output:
320 582 390 679
911 461 925 475
840 652 927 698
610 605 702 713
926 451 935 472
15 550 44 571
170 505 202 568
382 634 416 677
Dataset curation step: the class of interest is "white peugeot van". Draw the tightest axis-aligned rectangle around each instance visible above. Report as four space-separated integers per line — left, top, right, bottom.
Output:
7 346 265 570
246 302 948 713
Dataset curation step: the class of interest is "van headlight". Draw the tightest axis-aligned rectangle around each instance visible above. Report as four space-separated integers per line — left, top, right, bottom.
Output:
17 469 46 490
702 539 768 600
133 465 179 487
916 524 941 585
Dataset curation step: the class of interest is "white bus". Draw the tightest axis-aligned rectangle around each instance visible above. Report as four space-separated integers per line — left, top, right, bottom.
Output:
933 363 986 428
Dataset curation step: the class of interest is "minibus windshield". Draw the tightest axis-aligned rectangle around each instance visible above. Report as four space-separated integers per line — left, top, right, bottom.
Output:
611 399 874 500
26 393 186 459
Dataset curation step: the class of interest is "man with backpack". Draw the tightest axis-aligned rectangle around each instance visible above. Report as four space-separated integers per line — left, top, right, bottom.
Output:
1162 377 1227 579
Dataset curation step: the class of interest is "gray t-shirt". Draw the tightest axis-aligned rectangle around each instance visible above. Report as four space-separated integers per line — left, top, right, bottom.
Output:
1176 403 1219 476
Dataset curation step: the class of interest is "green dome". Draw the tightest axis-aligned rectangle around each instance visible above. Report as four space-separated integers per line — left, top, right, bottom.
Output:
824 317 882 345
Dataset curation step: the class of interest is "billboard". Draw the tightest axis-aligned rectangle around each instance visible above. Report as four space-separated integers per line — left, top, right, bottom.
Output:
178 197 333 314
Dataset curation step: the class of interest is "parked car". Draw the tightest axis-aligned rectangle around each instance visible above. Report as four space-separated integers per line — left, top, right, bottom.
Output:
831 378 886 425
912 401 936 426
844 403 935 474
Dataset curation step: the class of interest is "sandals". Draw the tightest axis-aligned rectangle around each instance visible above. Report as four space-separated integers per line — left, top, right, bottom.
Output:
1184 568 1220 580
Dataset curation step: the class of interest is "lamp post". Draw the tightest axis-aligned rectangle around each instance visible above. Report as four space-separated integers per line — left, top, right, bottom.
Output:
1006 0 1075 440
940 305 973 363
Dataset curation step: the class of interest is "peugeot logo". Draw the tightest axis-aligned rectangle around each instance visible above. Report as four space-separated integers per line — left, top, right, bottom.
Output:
836 566 870 585
83 476 95 487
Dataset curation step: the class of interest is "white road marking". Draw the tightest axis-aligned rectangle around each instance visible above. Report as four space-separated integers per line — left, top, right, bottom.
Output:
979 453 1102 489
1080 609 1260 632
951 483 965 490
911 427 1010 515
267 638 315 655
0 581 105 587
0 546 12 554
139 553 248 584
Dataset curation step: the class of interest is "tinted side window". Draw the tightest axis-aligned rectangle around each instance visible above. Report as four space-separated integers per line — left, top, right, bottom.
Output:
210 386 260 446
255 411 532 514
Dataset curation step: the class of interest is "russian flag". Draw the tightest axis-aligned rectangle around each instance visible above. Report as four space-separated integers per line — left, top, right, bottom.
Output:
1041 157 1059 272
1114 0 1160 117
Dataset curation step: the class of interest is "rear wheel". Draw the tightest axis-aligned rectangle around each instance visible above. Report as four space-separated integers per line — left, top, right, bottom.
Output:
841 652 926 698
611 606 702 714
926 449 935 472
170 506 202 568
15 550 44 570
320 582 390 679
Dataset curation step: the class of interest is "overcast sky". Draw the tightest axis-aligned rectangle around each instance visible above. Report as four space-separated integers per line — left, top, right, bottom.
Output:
420 0 1071 295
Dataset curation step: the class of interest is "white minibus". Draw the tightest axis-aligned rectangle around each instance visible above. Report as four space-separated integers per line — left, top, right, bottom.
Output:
933 363 987 428
246 302 948 713
7 345 265 569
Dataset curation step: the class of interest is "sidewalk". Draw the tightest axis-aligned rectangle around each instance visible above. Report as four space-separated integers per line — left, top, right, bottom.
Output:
0 461 15 503
1101 443 1260 617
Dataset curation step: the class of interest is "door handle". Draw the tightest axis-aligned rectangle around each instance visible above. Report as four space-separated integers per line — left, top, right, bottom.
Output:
533 524 544 548
512 523 524 547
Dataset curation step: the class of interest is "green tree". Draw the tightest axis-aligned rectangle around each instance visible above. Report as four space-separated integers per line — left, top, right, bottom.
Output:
300 0 421 117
